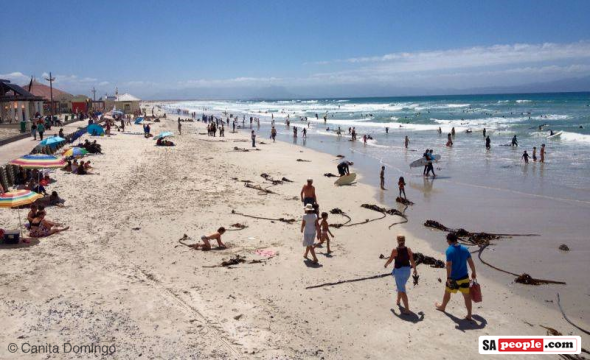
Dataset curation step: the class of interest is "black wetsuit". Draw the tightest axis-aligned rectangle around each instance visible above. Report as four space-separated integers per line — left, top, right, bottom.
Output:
337 161 350 176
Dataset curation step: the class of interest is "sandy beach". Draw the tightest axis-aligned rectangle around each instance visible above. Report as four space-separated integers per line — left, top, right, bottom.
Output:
0 104 587 359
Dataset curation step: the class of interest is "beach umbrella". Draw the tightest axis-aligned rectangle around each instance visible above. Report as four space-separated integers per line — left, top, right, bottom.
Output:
87 124 105 136
112 110 124 116
153 131 174 140
0 190 43 239
9 154 66 169
62 147 89 158
0 190 43 208
134 117 144 124
39 136 65 146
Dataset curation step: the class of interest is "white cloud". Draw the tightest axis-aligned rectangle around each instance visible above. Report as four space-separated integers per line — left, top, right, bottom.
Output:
0 71 31 84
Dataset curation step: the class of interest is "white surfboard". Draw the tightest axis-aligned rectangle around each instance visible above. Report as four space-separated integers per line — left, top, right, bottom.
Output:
334 173 357 186
410 154 441 168
547 131 562 139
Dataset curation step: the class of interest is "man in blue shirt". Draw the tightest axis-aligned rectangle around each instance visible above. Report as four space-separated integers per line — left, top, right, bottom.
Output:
436 233 477 321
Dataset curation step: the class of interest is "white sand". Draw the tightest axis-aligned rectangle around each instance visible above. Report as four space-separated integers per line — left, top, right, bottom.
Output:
0 105 587 359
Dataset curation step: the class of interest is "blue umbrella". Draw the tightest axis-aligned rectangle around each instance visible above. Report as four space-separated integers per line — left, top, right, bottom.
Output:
112 110 124 116
154 131 174 140
39 136 65 146
87 124 105 136
134 117 144 124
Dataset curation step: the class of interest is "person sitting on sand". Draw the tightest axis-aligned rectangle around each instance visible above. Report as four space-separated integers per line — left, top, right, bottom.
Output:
27 203 38 227
77 161 88 175
193 227 227 251
315 212 334 254
301 204 320 263
29 210 69 238
436 233 477 321
36 191 65 207
384 235 417 314
71 160 79 174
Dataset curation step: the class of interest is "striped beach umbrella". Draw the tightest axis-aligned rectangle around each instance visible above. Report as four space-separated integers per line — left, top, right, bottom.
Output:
62 147 88 158
0 190 43 208
9 154 66 169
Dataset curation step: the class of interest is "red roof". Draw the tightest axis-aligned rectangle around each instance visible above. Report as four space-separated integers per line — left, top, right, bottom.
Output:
23 80 73 101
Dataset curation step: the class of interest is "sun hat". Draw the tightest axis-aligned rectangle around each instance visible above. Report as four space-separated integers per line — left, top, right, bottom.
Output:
304 204 314 211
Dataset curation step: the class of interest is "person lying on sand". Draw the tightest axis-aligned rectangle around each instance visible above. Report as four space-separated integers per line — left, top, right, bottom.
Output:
29 210 69 238
193 227 227 251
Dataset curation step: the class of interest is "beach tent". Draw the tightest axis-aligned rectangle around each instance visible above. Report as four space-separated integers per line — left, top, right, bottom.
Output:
39 136 65 146
87 124 105 136
153 131 174 140
134 117 144 124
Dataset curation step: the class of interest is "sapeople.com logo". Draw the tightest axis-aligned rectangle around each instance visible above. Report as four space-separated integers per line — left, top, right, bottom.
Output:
479 336 581 355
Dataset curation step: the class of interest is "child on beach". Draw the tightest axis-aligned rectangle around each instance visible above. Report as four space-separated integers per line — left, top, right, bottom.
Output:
315 212 335 254
522 150 529 164
380 166 386 190
193 227 227 251
398 177 407 200
301 204 320 263
251 130 256 147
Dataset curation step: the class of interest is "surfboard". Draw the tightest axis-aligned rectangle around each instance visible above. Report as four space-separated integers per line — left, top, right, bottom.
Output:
547 131 562 139
410 155 441 168
334 173 357 186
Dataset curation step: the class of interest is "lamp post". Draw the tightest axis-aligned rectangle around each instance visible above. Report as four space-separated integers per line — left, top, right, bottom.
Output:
44 72 56 116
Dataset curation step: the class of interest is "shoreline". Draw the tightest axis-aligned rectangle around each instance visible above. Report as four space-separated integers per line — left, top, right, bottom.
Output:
0 104 587 358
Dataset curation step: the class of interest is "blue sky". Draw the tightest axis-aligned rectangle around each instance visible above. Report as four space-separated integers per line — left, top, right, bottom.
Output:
2 0 590 99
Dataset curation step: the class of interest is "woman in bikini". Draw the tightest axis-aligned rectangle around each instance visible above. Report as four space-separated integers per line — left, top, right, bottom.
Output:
29 210 69 238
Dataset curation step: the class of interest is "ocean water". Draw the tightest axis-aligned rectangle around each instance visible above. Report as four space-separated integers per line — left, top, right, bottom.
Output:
164 92 590 203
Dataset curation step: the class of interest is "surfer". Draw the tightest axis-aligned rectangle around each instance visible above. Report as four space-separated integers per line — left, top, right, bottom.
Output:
426 150 436 177
337 161 353 177
422 149 430 176
485 135 491 150
522 150 530 164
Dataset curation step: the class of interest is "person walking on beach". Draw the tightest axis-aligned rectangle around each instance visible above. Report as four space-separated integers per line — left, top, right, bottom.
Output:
398 177 407 200
405 136 409 149
31 120 38 140
540 144 546 162
300 179 317 208
380 166 386 190
271 126 277 142
384 235 417 315
436 233 477 321
522 150 530 164
485 135 491 150
178 117 182 135
532 146 537 162
301 204 320 264
37 120 45 141
426 150 436 177
315 212 335 254
251 130 256 147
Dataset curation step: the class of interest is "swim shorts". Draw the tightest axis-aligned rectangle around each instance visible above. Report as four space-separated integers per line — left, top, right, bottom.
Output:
445 276 470 294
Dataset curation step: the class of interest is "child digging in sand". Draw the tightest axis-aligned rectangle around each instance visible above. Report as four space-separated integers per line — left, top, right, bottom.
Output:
301 204 320 263
193 227 227 251
315 212 335 254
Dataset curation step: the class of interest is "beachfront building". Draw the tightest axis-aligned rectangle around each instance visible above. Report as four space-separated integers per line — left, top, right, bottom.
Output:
0 79 44 124
70 95 91 114
114 93 141 114
25 79 73 114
